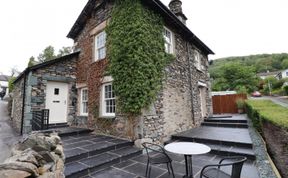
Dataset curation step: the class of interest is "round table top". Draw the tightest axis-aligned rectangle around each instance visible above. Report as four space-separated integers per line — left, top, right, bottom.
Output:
164 142 211 155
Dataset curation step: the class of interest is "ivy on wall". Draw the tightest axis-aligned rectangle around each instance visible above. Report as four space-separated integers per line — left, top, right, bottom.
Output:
106 0 174 115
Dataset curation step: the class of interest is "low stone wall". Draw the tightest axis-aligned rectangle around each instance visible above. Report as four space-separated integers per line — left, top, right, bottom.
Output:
0 132 64 178
262 121 288 178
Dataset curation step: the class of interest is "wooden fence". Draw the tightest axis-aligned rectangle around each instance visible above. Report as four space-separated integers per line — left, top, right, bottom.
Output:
212 94 247 114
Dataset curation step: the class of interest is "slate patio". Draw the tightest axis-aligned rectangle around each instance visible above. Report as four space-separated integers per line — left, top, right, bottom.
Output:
61 114 263 178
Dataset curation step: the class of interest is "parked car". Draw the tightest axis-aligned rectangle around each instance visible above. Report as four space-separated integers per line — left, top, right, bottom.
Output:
252 91 262 97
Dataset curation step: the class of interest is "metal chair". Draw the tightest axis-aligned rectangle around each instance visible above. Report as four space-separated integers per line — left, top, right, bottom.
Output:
142 142 175 178
200 156 247 178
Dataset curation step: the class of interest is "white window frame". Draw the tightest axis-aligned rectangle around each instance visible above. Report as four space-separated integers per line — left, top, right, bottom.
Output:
94 31 107 61
101 83 116 117
80 88 88 116
164 27 174 54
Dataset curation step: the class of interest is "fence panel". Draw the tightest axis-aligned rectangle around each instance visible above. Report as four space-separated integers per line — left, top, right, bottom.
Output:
212 94 247 114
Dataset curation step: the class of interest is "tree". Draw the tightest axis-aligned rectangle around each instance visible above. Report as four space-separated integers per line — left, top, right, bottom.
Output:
27 56 37 67
37 45 56 62
212 62 259 92
281 58 288 69
57 46 73 57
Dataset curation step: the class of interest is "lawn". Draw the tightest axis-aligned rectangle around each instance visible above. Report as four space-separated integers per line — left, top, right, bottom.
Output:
246 100 288 129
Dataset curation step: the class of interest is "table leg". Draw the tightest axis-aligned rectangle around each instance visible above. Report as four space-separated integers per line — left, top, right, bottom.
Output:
184 155 193 178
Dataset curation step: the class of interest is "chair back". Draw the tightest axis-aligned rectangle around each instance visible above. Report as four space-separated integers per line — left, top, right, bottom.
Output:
230 157 247 178
142 142 170 161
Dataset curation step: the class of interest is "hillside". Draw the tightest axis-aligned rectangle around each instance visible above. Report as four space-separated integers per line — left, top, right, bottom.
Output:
209 53 288 79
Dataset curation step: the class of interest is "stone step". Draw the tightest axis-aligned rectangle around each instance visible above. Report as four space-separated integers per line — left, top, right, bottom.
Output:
172 134 253 148
48 122 69 129
64 146 142 178
64 136 134 164
201 122 248 128
210 115 232 118
204 119 247 123
206 143 256 160
42 127 93 137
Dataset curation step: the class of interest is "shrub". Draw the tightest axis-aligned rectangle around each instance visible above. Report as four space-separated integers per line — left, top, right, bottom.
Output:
246 100 288 130
236 98 245 109
284 86 288 95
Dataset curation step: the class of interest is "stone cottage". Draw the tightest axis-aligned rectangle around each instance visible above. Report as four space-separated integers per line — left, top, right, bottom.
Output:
11 53 79 134
12 0 214 144
67 0 214 143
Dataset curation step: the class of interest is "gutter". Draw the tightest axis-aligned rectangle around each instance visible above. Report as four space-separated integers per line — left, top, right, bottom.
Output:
20 71 28 135
186 42 195 125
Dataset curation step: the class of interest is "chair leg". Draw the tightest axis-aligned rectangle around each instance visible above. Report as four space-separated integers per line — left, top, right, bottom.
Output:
169 162 175 178
148 165 152 178
145 161 149 177
167 163 171 174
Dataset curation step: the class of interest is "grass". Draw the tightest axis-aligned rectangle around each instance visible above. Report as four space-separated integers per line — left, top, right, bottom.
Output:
246 100 288 129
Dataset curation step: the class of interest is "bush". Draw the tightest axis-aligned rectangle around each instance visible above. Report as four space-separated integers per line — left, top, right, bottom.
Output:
284 86 288 95
246 100 288 130
236 98 245 109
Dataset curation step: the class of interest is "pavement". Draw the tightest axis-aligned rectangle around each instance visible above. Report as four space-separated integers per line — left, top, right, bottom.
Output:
0 100 21 163
250 96 288 108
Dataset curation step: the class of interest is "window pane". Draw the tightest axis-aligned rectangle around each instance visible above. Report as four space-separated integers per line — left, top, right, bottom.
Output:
103 83 115 115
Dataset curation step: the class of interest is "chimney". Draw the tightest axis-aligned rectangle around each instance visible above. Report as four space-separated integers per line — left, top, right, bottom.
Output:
169 0 187 24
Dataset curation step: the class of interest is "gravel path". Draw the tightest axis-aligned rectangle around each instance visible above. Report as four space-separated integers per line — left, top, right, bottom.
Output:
246 115 278 178
0 100 21 163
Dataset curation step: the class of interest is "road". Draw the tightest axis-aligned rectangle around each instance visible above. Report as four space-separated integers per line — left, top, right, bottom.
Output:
0 100 21 163
250 96 288 108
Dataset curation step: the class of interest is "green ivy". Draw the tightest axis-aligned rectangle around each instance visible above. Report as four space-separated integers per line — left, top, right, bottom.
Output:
106 0 174 115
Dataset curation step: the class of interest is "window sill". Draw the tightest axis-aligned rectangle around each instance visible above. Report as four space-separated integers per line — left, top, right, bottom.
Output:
79 114 88 117
92 57 107 63
98 115 116 119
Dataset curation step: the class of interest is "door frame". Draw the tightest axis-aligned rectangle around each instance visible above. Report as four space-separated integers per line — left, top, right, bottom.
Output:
45 81 69 124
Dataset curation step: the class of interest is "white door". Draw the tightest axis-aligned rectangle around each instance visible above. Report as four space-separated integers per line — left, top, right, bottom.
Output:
46 81 68 123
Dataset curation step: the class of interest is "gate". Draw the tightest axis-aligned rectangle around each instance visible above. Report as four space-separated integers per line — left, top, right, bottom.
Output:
212 94 247 114
31 109 49 131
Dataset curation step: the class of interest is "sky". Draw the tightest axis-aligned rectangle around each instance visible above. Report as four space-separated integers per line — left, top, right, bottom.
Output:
0 0 288 75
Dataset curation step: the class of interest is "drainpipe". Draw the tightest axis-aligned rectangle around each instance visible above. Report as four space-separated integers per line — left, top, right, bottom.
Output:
186 42 195 125
20 70 28 135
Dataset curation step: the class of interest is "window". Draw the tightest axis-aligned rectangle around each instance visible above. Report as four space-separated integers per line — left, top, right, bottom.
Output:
194 51 202 70
286 71 288 77
80 88 88 116
54 88 59 95
102 83 116 117
94 31 106 61
164 28 173 54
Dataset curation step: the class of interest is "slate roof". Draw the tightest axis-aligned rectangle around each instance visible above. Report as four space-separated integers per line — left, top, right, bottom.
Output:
67 0 214 55
14 51 80 84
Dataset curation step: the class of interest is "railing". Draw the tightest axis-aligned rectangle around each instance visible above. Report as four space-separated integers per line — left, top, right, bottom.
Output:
31 109 49 131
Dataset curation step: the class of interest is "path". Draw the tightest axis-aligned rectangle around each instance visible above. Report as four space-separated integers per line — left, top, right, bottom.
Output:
251 96 288 108
0 100 21 163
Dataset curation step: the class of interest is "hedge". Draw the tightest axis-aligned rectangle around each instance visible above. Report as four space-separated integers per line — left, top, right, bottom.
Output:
246 100 288 131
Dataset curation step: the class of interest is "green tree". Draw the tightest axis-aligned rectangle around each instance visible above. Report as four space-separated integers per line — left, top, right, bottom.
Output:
212 63 258 92
37 45 56 62
27 56 37 67
281 58 288 69
57 46 73 57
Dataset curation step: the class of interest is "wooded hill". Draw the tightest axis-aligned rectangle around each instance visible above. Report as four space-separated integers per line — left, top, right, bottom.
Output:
209 53 288 92
209 53 288 78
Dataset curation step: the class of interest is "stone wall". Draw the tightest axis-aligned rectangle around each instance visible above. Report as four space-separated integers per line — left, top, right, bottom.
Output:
0 132 64 178
12 56 78 134
73 0 212 143
29 57 78 126
11 77 25 133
